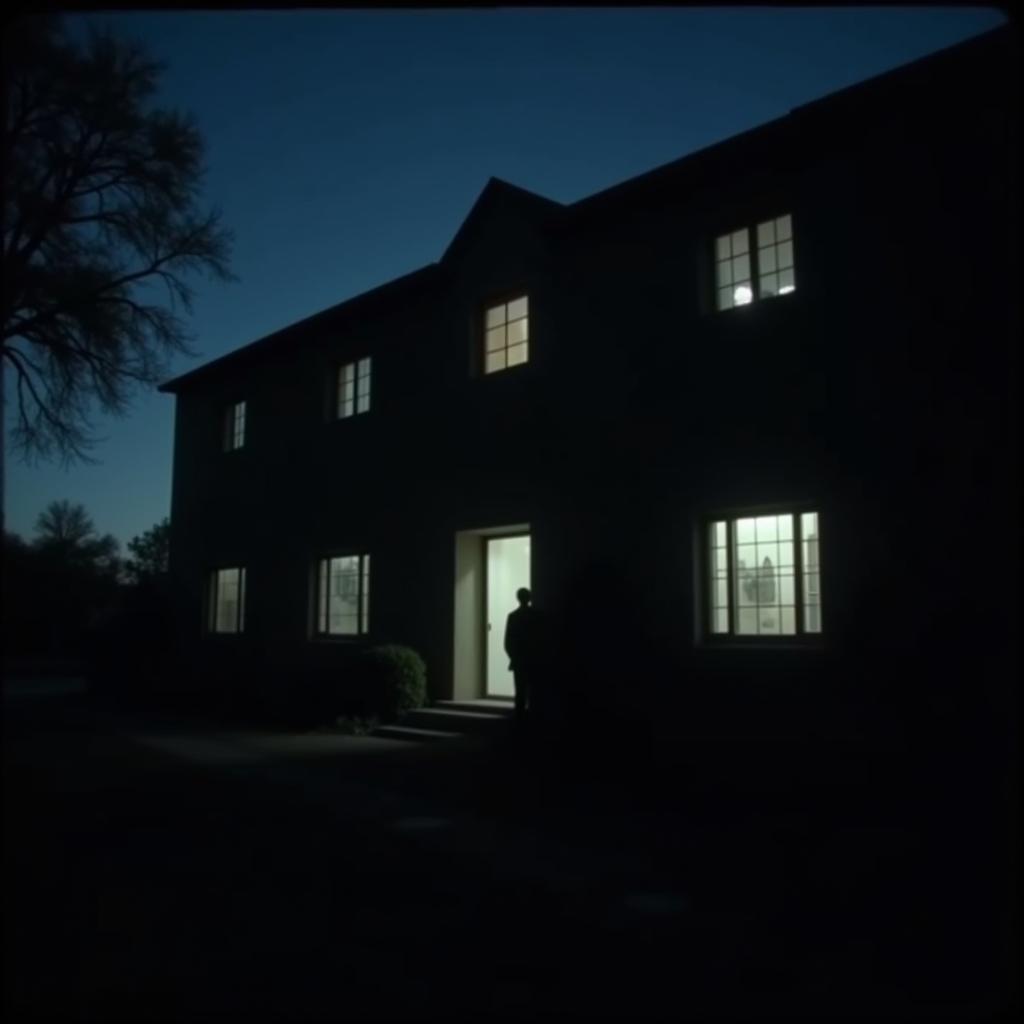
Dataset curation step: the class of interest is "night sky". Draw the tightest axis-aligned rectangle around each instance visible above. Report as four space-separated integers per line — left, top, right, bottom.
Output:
3 6 1006 547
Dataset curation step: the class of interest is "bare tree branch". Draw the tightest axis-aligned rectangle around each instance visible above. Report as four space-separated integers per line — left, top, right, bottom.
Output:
2 14 235 463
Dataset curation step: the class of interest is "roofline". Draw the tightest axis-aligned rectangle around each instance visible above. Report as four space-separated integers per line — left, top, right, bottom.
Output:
159 262 439 393
564 22 1012 221
440 175 563 263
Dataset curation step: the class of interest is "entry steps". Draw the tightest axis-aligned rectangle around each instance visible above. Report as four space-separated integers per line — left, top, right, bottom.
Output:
372 698 514 743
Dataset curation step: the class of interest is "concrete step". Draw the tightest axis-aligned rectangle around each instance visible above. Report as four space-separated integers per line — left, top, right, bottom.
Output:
399 706 512 735
371 724 465 744
434 699 515 717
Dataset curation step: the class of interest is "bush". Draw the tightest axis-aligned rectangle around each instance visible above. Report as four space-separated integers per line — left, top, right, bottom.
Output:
360 644 427 722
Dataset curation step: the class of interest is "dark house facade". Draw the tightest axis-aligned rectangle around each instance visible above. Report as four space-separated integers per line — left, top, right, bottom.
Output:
161 27 1018 749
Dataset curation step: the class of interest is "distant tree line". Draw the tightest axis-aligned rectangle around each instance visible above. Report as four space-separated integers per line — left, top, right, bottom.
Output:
2 500 169 661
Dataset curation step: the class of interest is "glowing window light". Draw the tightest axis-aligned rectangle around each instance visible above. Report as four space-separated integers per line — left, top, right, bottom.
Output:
733 285 753 305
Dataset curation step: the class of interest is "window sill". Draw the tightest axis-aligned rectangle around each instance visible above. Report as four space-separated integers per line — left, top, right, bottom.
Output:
699 638 825 652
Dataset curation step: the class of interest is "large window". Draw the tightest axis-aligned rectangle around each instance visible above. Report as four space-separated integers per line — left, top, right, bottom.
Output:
483 295 529 374
707 511 821 638
337 358 371 418
223 401 246 451
208 567 246 633
715 214 796 311
315 554 370 636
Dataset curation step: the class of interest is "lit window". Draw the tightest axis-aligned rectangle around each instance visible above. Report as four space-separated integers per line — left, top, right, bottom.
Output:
315 554 370 636
483 295 529 374
715 214 796 310
223 401 246 451
208 567 246 633
706 511 821 638
337 358 371 418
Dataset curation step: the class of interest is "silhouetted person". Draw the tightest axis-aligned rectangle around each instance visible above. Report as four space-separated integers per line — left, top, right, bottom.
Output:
505 587 543 726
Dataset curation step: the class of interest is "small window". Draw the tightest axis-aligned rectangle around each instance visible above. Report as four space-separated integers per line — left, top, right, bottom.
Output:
223 401 246 451
337 358 371 418
315 553 370 636
715 214 796 311
483 295 529 374
208 567 246 633
705 510 821 639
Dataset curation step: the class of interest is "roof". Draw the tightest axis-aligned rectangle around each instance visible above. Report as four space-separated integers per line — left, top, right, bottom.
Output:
159 262 439 393
161 23 1013 395
560 23 1013 224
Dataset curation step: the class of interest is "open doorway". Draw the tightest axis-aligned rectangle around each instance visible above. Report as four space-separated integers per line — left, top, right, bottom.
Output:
485 534 531 697
452 523 530 701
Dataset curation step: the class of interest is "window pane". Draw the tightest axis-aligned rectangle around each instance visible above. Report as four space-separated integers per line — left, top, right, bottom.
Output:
214 568 242 633
733 284 753 306
735 518 756 544
757 220 776 247
759 246 777 273
717 287 733 311
712 521 726 548
715 235 731 261
507 318 528 346
357 358 371 378
779 574 794 605
780 607 796 634
737 607 758 634
777 538 794 568
507 296 528 321
713 607 729 634
732 253 750 281
777 240 794 269
778 515 793 541
360 555 370 634
731 229 749 256
356 393 370 414
485 304 505 329
778 268 796 294
328 557 359 634
760 273 779 298
755 516 778 542
485 351 506 374
485 327 505 353
507 342 528 367
716 260 733 288
776 214 792 241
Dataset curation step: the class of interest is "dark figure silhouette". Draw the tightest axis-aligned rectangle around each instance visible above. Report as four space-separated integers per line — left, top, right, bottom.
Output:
504 587 543 725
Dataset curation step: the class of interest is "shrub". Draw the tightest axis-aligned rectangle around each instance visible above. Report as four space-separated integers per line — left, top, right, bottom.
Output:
361 644 427 721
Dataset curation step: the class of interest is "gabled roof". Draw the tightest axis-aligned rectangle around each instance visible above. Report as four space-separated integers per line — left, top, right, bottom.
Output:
440 176 564 264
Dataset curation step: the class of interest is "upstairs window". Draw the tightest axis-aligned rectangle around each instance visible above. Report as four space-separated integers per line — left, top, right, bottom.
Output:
315 553 371 636
337 358 371 418
706 510 821 639
484 295 529 374
715 214 796 311
223 401 246 451
208 567 246 633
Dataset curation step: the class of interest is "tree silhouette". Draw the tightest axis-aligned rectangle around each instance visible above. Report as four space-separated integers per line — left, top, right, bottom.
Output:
124 515 169 582
2 14 234 465
34 498 119 577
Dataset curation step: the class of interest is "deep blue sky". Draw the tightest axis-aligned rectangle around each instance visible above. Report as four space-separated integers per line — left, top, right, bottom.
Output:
4 6 1006 547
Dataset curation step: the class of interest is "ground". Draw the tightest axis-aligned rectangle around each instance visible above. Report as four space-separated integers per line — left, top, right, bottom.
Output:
3 676 1015 1021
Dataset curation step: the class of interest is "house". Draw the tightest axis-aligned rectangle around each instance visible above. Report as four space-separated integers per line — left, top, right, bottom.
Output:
160 26 1018 747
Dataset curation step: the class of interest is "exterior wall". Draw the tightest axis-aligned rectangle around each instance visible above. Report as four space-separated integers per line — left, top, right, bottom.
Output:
165 31 1017 746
